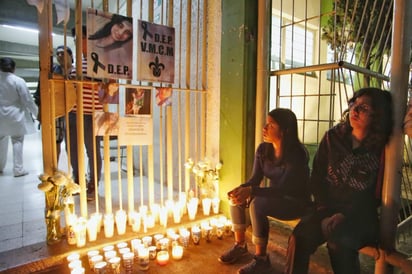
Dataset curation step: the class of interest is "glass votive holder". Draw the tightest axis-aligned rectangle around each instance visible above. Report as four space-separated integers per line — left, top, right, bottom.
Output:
122 252 134 272
142 235 153 247
119 247 131 256
150 203 160 223
216 223 224 239
70 267 85 274
202 225 212 242
159 237 170 251
108 256 121 274
131 238 142 252
191 226 201 245
103 245 115 253
137 246 150 271
172 245 183 260
148 246 157 260
202 198 212 216
179 228 190 248
156 250 169 266
90 255 103 271
68 259 82 271
66 253 80 263
75 217 87 247
104 213 115 238
154 233 164 250
87 250 99 268
115 210 127 235
94 261 107 274
104 250 117 261
116 241 128 250
145 213 155 228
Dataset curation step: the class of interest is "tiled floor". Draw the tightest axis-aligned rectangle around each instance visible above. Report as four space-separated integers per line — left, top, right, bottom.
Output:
0 128 46 253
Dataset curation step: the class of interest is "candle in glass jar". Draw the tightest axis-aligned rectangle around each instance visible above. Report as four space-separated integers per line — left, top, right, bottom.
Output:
156 250 169 265
172 245 183 260
86 217 98 242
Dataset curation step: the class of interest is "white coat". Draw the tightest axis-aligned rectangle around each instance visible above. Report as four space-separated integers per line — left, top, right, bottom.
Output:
0 71 38 136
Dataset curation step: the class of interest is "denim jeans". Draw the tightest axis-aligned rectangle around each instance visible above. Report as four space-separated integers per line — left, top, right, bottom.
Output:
230 195 306 246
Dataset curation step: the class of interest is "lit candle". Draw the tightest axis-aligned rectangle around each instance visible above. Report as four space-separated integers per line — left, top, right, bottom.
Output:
212 197 220 214
104 213 114 238
90 212 102 233
70 267 85 274
156 250 169 265
86 217 98 242
172 245 183 260
145 213 155 228
191 225 201 245
142 236 153 247
75 217 87 247
90 255 103 270
159 206 168 228
66 253 80 263
68 259 82 271
104 250 117 261
179 228 190 248
187 198 198 220
173 203 182 223
115 210 127 235
202 198 212 216
87 250 99 268
137 246 150 271
130 212 141 232
165 199 174 217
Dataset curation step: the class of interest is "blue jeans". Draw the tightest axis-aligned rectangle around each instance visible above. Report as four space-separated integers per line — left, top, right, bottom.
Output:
230 196 307 246
68 111 102 185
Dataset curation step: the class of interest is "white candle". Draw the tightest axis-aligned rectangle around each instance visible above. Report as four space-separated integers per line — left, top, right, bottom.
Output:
66 253 80 263
86 217 98 242
156 250 169 266
75 217 87 247
115 210 127 235
90 212 102 233
172 245 183 260
202 198 212 216
104 213 114 238
173 203 182 223
130 212 141 232
212 197 220 214
187 198 198 220
159 206 168 228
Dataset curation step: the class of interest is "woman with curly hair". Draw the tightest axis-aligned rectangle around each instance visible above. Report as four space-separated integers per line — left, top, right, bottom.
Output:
285 87 394 274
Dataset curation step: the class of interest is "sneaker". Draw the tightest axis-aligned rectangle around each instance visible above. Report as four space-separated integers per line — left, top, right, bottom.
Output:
218 243 248 264
238 255 271 274
14 171 29 177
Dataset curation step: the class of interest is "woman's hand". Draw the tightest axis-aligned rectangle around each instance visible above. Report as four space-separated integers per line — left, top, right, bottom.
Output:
227 186 251 205
321 213 345 237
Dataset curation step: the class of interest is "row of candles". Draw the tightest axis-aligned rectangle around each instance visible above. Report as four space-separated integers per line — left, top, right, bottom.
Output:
66 217 233 273
65 197 223 247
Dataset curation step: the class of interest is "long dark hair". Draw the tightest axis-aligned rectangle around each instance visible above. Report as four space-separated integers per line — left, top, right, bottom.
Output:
265 108 305 162
341 87 393 150
89 14 133 50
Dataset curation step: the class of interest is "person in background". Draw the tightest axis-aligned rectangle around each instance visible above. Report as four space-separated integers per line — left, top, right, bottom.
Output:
0 57 38 177
34 45 73 163
285 88 394 274
69 26 103 201
218 108 311 274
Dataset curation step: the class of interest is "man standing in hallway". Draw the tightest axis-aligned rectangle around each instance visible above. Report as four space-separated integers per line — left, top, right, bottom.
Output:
0 57 38 177
69 26 103 201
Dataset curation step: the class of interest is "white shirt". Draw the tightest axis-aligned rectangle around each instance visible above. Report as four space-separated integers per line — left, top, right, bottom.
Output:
0 71 38 136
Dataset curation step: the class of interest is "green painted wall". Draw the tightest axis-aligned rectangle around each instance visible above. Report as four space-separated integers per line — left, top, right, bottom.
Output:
219 0 258 215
